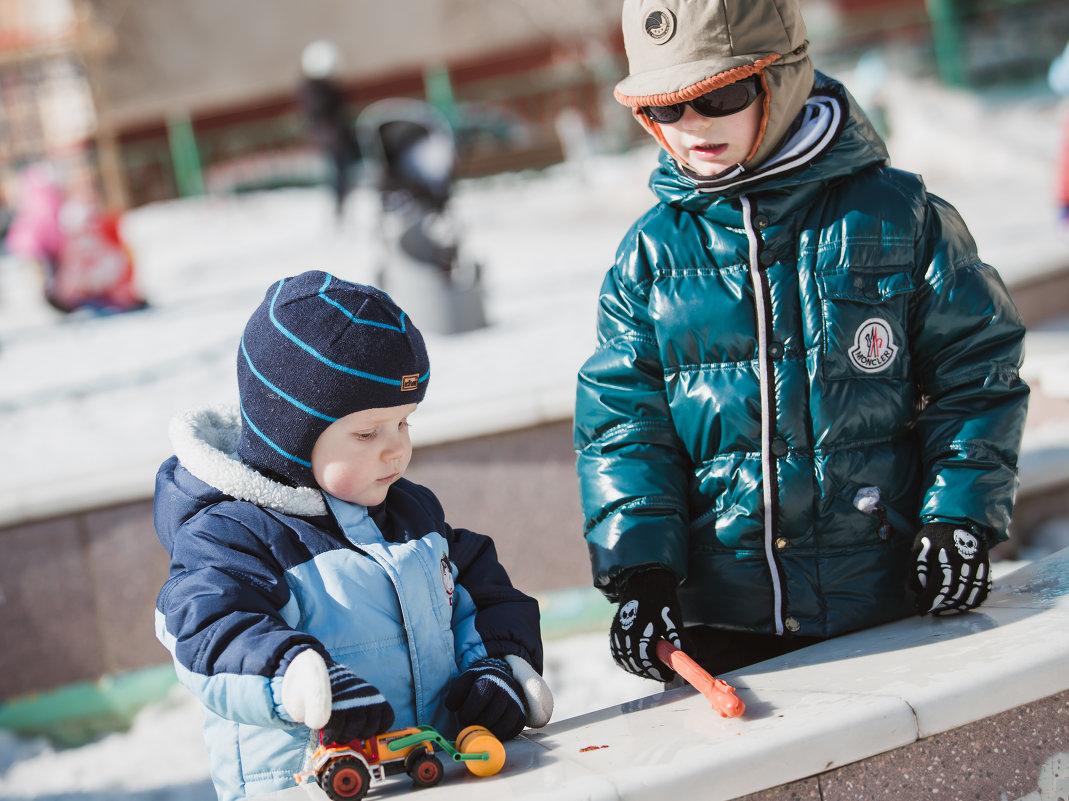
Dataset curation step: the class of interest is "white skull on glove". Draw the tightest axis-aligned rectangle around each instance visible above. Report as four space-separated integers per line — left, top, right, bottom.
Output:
952 528 979 560
618 600 639 631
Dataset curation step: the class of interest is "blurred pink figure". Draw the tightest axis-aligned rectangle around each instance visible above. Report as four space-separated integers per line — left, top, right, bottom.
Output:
5 164 66 284
6 164 146 313
1050 40 1069 224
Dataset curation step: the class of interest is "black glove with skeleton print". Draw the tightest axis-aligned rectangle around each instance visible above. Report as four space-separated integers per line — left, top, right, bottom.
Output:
610 569 684 681
909 523 991 616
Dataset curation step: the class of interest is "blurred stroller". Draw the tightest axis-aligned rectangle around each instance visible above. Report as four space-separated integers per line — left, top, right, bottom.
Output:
356 98 486 334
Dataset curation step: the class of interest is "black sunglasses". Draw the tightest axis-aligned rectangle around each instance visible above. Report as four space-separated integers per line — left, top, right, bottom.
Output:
641 76 762 124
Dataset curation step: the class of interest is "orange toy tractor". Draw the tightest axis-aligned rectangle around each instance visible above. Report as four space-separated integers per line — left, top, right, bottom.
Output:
295 724 504 800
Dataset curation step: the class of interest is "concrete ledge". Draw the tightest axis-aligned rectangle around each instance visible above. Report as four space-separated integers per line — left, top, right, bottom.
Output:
264 549 1068 801
734 689 1068 801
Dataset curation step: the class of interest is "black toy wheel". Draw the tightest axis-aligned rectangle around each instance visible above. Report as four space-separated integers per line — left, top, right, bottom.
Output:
319 756 371 801
406 751 444 787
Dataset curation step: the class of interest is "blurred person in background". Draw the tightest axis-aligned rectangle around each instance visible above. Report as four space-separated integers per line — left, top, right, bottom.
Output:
4 163 66 310
1049 39 1069 225
574 0 1028 684
4 163 146 315
298 40 362 224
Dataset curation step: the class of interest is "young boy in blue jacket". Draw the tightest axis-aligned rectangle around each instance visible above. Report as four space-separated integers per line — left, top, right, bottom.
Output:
154 270 551 800
575 0 1029 682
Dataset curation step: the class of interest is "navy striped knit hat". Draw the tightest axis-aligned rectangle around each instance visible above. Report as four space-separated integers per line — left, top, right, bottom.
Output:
236 271 430 488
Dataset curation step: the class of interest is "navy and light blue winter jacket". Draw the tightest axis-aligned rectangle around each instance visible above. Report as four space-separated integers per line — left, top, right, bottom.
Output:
154 406 544 800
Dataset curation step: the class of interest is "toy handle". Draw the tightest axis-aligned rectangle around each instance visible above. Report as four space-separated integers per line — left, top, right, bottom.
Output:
655 639 745 718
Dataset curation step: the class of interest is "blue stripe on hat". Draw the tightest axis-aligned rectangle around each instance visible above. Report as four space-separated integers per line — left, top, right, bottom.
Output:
239 403 313 468
268 277 428 388
240 337 336 423
316 273 409 333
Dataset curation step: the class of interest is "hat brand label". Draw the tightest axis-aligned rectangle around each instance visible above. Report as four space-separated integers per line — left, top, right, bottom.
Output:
644 8 675 44
401 374 420 391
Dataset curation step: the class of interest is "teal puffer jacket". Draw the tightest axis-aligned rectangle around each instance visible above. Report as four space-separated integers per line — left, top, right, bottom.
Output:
574 73 1028 639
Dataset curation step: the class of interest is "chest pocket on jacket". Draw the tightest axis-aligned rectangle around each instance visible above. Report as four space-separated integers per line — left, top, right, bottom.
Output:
818 268 913 381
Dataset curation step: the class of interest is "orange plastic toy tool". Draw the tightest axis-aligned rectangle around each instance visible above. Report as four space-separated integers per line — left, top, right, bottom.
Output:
655 640 745 718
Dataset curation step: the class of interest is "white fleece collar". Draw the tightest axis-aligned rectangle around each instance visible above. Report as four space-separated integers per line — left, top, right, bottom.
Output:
169 405 327 517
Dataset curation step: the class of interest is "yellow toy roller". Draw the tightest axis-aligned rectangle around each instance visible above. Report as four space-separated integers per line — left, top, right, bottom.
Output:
455 725 506 777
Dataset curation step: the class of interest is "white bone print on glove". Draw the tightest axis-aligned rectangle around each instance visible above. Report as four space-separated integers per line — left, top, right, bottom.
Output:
609 570 684 681
911 523 991 615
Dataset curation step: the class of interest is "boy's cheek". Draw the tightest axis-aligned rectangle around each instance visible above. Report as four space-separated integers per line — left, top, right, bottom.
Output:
313 460 352 497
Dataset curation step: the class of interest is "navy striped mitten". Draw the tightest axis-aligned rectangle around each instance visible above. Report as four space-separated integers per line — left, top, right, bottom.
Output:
280 649 394 743
321 660 396 743
446 657 527 740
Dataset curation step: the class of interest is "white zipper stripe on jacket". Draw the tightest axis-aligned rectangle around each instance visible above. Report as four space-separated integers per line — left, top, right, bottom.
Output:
741 196 785 635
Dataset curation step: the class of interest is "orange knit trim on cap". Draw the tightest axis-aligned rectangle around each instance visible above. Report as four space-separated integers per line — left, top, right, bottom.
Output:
614 54 781 108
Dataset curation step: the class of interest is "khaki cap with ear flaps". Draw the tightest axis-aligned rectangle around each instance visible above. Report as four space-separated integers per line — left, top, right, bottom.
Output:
616 0 815 170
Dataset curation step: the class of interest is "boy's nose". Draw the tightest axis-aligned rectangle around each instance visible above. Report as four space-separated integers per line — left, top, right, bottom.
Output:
381 433 405 459
677 103 709 130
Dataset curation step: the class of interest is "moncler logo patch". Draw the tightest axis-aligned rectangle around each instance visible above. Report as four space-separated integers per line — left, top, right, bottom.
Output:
849 318 898 373
644 8 675 44
401 374 419 391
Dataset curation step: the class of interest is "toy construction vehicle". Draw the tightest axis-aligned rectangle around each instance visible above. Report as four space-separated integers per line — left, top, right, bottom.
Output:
296 724 505 801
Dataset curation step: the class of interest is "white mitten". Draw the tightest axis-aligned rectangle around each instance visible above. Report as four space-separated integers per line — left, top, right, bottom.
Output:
281 649 332 730
504 654 554 729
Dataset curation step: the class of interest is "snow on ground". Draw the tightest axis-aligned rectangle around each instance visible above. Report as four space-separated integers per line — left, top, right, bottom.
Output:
0 68 1067 800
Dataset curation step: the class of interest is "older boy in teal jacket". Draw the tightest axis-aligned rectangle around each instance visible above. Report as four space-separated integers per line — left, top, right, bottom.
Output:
574 0 1028 681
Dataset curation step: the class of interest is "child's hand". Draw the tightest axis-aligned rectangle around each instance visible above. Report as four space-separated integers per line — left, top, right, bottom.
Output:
446 657 527 740
910 523 991 615
609 568 685 682
281 649 395 743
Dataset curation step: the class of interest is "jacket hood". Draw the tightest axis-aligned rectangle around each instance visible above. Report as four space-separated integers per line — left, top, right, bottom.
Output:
647 72 888 212
154 406 328 552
